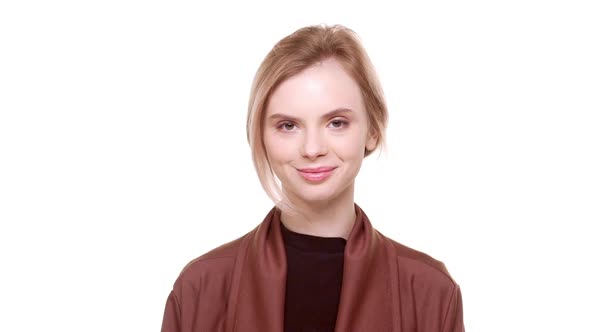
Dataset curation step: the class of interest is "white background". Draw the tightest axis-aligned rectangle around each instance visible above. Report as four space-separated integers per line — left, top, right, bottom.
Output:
1 1 589 331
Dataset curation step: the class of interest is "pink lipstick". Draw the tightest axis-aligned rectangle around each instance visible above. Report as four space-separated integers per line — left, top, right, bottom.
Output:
297 166 336 182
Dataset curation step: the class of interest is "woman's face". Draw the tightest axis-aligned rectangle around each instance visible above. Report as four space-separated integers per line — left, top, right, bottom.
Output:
263 58 376 206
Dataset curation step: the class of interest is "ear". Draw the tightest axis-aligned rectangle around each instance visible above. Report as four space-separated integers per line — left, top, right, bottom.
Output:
365 128 378 152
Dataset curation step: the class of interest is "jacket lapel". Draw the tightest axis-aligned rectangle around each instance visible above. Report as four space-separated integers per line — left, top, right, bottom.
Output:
334 204 401 332
225 207 287 331
225 204 400 332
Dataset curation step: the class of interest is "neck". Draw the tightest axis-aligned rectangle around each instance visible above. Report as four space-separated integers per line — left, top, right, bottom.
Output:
279 186 357 240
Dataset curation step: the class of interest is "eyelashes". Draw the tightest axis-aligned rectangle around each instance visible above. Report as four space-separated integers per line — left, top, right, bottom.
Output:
276 119 350 132
329 119 348 129
277 121 296 131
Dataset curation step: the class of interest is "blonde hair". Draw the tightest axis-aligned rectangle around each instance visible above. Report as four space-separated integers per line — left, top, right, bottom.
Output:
246 24 388 214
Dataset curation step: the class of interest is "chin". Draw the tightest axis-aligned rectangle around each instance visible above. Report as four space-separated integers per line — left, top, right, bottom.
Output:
285 185 344 205
279 168 354 206
300 193 337 204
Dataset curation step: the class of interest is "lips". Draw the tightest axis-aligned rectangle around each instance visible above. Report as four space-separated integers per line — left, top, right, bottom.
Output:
297 166 336 182
297 166 336 173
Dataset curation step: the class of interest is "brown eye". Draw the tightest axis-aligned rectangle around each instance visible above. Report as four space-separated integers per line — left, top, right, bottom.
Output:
278 121 296 131
329 119 348 129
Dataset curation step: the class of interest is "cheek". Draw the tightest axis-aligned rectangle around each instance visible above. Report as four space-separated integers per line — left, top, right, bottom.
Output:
334 133 366 159
263 134 293 165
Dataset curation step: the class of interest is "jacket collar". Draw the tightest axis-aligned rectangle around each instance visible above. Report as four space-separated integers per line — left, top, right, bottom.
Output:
225 204 401 331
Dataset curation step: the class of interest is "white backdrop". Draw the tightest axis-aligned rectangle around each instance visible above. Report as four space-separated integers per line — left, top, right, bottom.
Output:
1 1 589 331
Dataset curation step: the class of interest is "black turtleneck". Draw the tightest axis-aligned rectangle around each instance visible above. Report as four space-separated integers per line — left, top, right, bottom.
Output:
280 221 347 332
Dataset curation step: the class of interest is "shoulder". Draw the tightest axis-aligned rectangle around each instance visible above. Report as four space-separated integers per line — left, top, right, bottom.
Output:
379 234 464 331
163 232 255 329
172 232 251 292
382 234 459 289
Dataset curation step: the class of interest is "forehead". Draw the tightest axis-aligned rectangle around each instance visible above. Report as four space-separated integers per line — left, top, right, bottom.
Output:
266 58 365 118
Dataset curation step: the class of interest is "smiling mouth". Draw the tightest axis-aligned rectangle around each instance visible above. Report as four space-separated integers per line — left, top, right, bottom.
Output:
297 167 336 182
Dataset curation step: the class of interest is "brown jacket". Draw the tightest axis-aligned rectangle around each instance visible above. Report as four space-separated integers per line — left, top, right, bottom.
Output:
161 204 464 332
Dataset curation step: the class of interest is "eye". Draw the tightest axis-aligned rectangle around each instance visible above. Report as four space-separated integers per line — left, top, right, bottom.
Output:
329 119 349 129
277 121 297 131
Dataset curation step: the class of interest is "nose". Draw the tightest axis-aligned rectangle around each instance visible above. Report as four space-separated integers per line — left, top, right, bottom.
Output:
300 128 328 159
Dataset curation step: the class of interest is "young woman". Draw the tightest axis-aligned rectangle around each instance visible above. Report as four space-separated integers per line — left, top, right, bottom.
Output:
161 24 464 332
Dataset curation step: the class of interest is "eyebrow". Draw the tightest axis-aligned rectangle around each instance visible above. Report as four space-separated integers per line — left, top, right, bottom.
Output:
267 108 354 122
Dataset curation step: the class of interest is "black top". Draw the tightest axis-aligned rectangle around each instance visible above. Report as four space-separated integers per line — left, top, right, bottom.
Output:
280 221 347 332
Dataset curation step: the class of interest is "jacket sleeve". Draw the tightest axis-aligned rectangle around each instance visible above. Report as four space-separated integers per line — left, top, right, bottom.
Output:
161 291 181 332
442 285 465 332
